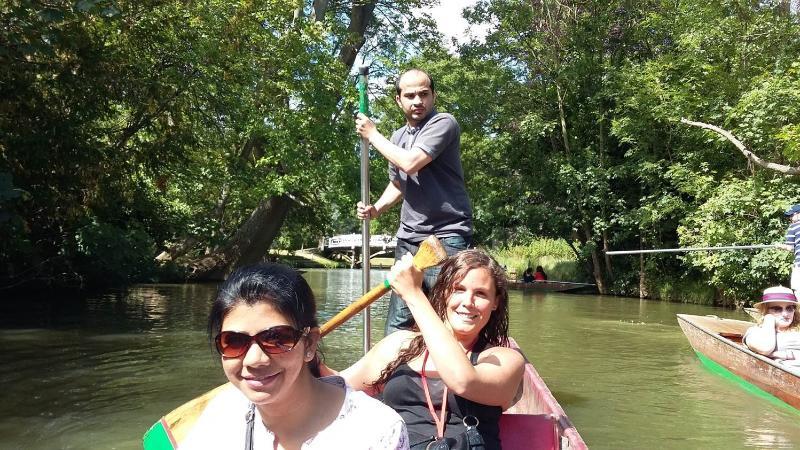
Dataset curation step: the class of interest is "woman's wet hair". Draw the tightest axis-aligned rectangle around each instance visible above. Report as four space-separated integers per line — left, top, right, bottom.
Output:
374 249 509 387
208 263 321 375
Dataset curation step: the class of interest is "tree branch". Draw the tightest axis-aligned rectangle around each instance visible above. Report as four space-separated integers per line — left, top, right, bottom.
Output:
680 118 800 175
337 1 376 69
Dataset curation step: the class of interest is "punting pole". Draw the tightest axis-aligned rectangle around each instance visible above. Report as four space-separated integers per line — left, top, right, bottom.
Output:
606 244 778 256
357 65 371 354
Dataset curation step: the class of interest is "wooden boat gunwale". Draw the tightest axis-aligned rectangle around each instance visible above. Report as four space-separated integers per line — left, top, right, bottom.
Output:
504 337 588 449
676 313 800 410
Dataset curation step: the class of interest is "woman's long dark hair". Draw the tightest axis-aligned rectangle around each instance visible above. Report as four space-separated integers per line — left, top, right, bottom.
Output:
373 249 509 388
208 263 321 376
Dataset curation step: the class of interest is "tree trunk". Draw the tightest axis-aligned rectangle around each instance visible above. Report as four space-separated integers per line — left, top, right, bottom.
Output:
207 183 230 253
338 1 376 69
155 236 199 262
638 253 648 299
187 195 293 281
181 2 375 281
583 224 606 294
637 234 650 299
602 229 613 279
312 0 329 21
555 83 571 157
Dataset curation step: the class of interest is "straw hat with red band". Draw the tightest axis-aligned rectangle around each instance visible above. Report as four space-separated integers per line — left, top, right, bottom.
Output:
753 286 799 308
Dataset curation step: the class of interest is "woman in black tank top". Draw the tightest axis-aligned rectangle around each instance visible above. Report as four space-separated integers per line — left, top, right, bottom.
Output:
328 249 525 449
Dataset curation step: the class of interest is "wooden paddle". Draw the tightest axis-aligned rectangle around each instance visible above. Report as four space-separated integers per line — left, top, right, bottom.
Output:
321 235 446 334
142 235 447 450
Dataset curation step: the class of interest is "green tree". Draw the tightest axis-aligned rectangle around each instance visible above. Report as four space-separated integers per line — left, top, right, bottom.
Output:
0 0 439 287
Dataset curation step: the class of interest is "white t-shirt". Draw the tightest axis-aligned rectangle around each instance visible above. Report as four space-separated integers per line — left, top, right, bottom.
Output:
180 376 408 450
776 331 800 371
744 327 800 371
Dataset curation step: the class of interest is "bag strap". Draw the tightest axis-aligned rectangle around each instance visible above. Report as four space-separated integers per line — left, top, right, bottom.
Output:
463 341 487 449
421 350 448 440
463 339 483 416
244 403 255 450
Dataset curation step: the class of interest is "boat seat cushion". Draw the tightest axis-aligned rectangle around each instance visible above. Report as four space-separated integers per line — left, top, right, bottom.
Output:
499 413 557 450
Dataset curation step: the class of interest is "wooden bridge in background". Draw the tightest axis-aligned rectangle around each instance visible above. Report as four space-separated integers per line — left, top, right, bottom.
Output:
319 234 397 268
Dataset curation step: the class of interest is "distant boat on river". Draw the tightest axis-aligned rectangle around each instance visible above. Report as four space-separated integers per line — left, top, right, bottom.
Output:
508 280 597 294
677 314 800 410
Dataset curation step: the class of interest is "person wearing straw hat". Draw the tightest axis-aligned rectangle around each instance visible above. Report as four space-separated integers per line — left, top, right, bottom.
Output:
743 286 800 369
777 204 800 291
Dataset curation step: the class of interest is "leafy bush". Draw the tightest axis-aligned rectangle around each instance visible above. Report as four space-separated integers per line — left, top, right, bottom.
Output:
678 176 800 305
0 173 36 284
71 221 156 287
489 238 585 282
649 277 717 306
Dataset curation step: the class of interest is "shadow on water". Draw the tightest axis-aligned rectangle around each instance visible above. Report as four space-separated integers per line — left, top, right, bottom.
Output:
0 283 218 332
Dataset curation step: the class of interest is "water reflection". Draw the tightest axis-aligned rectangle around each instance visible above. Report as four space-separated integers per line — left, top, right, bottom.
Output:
506 292 800 449
0 272 798 449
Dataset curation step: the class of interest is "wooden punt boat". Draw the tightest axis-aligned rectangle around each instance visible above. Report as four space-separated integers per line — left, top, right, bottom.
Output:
743 307 762 322
143 338 587 450
676 314 800 410
508 280 597 294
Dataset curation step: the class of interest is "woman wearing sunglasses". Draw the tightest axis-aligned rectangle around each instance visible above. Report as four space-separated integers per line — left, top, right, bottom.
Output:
180 263 409 449
334 250 525 450
744 286 800 368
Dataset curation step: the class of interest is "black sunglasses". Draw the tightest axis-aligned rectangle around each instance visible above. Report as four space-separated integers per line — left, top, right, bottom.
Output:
215 325 309 358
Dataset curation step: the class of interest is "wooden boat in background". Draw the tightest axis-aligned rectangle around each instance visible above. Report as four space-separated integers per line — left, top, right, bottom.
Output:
743 307 762 322
508 280 597 294
676 314 800 410
143 338 588 450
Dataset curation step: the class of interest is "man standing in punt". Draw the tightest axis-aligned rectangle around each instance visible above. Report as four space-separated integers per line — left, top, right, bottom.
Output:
354 68 473 335
779 204 800 292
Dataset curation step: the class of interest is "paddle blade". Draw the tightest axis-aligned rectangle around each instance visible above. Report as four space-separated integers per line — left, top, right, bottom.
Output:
143 418 176 450
320 235 447 336
142 383 234 450
412 235 447 270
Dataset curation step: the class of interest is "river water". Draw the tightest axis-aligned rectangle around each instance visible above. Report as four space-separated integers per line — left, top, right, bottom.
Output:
1 269 798 449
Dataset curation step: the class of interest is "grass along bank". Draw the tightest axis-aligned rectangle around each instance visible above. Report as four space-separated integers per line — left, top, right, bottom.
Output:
488 238 584 283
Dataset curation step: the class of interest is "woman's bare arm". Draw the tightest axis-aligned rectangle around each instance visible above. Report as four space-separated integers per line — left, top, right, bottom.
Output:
744 315 778 355
338 330 414 397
